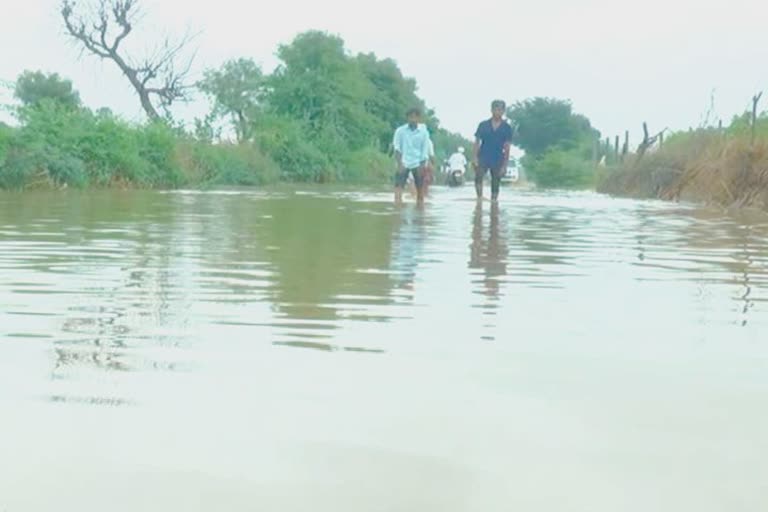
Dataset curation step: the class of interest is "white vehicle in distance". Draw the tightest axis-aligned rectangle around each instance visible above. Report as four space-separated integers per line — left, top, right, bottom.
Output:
504 157 520 183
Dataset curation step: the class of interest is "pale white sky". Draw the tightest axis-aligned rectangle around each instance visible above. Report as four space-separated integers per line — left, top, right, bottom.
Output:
1 0 766 143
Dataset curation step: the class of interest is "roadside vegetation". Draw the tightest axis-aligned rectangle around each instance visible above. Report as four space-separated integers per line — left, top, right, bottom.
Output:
598 103 768 210
5 0 762 201
508 97 601 189
0 1 471 190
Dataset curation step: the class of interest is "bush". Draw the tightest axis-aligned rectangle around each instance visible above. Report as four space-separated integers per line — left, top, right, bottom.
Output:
0 126 40 189
525 148 596 189
136 121 184 187
175 140 281 186
341 147 394 183
253 115 334 182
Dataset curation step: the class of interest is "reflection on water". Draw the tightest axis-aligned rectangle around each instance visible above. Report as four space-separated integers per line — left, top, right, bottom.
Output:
1 188 768 511
469 202 509 340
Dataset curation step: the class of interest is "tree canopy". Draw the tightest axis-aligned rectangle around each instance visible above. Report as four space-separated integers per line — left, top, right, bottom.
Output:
200 30 469 182
3 27 476 188
14 71 81 109
509 97 600 189
198 58 265 143
508 97 597 156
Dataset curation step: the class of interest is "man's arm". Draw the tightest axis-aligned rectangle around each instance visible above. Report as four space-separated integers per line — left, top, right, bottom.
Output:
420 132 432 168
393 128 404 171
473 138 481 168
502 125 513 166
427 139 435 167
473 123 483 168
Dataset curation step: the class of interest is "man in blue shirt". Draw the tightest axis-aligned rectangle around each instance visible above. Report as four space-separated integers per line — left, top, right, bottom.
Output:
473 100 514 201
393 107 432 205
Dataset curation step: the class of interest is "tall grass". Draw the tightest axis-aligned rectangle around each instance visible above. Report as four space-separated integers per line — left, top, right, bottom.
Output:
598 119 768 210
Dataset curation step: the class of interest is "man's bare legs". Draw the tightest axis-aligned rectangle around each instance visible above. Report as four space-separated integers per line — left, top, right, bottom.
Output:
474 166 504 201
490 166 503 201
475 166 486 200
415 167 426 206
395 186 404 205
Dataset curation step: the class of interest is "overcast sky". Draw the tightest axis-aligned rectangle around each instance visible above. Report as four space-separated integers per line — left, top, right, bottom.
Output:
1 0 766 143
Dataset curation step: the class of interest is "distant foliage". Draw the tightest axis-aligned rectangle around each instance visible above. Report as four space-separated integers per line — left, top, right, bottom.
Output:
14 71 81 110
508 97 596 156
3 31 475 189
199 30 469 183
507 97 599 188
198 58 265 143
524 149 596 189
0 83 279 189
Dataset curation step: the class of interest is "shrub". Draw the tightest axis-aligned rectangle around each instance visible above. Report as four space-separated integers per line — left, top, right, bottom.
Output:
341 147 394 183
525 148 596 189
176 140 281 186
253 115 333 182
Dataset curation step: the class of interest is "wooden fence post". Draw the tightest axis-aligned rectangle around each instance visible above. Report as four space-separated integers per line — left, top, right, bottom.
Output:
752 92 763 147
622 130 629 159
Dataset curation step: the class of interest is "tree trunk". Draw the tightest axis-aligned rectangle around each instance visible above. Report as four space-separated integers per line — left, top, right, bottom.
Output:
113 54 161 121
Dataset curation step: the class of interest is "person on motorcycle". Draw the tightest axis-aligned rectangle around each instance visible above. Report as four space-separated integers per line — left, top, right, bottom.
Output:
447 147 468 185
449 147 467 173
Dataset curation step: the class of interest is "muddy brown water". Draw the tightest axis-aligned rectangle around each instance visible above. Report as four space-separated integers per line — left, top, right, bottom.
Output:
1 186 767 511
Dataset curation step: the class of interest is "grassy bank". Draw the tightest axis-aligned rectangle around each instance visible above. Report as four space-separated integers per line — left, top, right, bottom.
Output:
0 103 284 190
0 101 409 190
598 114 768 210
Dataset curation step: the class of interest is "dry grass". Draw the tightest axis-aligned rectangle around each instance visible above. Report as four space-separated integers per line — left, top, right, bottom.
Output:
598 132 768 211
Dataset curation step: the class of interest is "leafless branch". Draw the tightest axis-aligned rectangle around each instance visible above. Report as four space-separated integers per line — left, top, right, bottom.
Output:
60 0 196 121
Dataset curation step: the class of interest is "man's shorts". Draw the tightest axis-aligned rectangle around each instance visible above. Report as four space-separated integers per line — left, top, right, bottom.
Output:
475 164 505 182
395 167 424 189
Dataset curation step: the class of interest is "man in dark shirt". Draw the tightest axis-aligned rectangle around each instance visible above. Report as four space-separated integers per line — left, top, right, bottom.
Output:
473 100 513 201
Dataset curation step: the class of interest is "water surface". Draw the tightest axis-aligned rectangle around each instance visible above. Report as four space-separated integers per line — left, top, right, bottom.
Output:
1 187 767 511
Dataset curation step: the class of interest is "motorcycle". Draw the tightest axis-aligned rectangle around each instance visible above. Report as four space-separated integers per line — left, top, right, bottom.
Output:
447 169 465 187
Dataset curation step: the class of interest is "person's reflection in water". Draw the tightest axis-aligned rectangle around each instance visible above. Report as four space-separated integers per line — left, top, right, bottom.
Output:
469 201 509 320
389 205 427 299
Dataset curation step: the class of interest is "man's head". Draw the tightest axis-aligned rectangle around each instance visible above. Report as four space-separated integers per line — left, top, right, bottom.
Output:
406 107 422 128
491 100 506 120
458 147 465 154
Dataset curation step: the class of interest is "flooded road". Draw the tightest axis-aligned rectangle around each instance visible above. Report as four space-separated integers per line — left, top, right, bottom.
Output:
1 186 767 511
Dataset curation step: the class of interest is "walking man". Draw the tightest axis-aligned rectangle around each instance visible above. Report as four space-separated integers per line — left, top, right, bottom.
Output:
393 108 432 205
473 100 513 201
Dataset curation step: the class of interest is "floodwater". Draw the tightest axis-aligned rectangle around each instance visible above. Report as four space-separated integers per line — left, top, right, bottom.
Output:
1 186 767 511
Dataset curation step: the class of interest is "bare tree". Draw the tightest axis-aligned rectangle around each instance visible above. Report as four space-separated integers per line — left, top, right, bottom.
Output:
61 0 195 121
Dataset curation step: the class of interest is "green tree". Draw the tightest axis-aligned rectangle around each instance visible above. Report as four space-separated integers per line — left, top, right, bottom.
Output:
507 97 596 156
199 58 264 142
14 71 81 109
265 31 383 153
355 53 425 151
